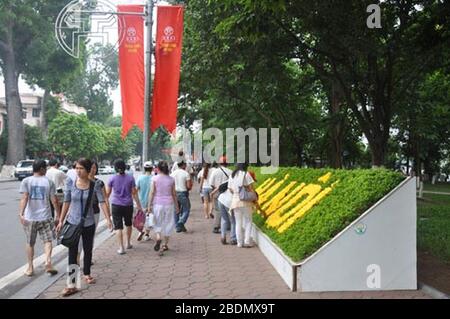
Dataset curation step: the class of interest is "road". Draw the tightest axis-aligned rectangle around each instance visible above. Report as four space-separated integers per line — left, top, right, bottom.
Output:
0 174 114 279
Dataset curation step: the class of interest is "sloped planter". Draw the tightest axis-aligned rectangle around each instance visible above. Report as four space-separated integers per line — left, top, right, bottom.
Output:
252 177 417 292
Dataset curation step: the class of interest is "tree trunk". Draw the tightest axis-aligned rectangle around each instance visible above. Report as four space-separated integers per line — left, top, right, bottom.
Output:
368 135 387 168
2 47 25 165
41 90 50 138
328 81 344 168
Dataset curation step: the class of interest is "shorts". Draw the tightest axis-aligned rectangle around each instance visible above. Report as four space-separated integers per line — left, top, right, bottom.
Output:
201 187 212 201
112 204 134 230
23 219 55 246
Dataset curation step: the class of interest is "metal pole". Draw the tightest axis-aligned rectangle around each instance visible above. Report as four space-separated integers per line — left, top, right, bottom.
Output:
143 0 154 166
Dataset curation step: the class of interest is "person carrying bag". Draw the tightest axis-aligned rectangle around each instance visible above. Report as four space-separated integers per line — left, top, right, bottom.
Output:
58 181 94 248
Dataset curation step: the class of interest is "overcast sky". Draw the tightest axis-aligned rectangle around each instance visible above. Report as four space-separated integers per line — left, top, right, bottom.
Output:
0 0 167 116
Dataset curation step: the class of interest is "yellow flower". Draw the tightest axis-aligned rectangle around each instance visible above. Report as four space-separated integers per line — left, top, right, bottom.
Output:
255 178 274 193
277 187 332 233
266 184 322 228
265 183 305 216
261 182 297 211
258 174 290 205
318 172 332 184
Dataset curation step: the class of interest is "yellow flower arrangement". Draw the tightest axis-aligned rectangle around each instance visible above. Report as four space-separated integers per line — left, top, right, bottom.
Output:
261 181 297 211
277 186 333 233
265 183 306 216
258 174 290 205
266 184 322 228
256 178 277 195
255 178 275 194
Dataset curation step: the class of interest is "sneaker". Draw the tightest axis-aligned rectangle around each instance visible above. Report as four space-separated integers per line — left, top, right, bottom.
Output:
144 234 151 241
117 248 126 255
237 243 243 248
212 227 220 234
181 225 187 232
176 228 182 233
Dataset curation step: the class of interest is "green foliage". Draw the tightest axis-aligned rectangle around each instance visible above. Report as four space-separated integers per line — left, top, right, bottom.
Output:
48 113 107 160
24 125 47 158
253 167 405 262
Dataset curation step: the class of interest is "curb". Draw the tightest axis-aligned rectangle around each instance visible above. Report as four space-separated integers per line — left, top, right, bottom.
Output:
0 219 114 299
419 282 450 299
0 178 16 183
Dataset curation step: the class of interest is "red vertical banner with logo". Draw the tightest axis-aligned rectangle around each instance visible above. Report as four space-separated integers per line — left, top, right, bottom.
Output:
118 5 145 138
151 5 184 133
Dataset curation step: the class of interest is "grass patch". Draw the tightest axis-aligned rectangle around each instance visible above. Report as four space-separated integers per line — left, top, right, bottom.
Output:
417 193 450 262
423 182 450 193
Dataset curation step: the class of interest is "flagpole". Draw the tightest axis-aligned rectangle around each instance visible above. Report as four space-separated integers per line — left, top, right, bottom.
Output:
143 0 154 166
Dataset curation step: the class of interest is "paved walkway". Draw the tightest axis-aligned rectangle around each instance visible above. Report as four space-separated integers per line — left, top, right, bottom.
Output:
38 186 431 299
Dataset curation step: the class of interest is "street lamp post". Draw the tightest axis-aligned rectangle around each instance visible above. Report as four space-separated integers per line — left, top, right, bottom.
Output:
142 0 154 166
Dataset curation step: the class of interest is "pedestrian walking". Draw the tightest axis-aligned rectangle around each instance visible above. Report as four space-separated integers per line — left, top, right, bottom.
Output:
46 159 67 218
170 161 193 232
147 161 180 256
136 161 154 241
19 160 60 277
56 158 112 297
228 163 256 248
106 159 143 255
199 163 214 219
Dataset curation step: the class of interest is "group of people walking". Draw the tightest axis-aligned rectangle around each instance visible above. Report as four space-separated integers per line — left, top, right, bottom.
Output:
18 153 259 297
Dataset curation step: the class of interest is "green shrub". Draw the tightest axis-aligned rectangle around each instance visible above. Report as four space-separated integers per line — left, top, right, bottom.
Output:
252 167 405 262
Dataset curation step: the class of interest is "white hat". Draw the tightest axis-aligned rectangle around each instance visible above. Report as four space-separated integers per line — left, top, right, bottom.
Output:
144 161 152 168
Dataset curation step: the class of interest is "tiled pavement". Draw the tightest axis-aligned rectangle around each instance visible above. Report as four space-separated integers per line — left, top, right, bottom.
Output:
38 188 431 299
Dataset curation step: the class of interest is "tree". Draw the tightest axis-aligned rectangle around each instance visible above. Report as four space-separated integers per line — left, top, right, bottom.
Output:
25 125 48 159
48 113 107 160
216 0 450 166
0 0 77 164
66 44 118 123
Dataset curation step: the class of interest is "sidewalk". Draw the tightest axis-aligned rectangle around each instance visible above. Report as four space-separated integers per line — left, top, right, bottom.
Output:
37 188 431 299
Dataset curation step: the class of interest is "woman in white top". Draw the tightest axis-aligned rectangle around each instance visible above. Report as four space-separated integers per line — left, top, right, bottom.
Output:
228 163 256 248
199 163 214 219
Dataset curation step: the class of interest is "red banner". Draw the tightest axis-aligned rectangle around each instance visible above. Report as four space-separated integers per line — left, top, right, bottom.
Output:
118 5 145 138
151 5 184 133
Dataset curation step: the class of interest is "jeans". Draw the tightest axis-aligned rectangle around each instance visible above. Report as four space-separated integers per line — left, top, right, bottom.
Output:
175 191 191 230
219 202 236 242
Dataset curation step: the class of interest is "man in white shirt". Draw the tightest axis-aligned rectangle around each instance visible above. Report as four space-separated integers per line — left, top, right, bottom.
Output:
66 161 77 182
170 161 193 232
210 156 235 243
209 159 230 233
46 159 67 218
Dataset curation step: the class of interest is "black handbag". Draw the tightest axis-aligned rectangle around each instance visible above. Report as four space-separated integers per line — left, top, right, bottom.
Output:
58 181 95 248
218 167 229 194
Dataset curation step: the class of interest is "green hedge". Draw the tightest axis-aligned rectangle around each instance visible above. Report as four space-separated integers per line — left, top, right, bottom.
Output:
252 167 405 262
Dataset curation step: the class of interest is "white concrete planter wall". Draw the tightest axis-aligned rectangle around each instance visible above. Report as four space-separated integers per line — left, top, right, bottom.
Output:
252 177 417 292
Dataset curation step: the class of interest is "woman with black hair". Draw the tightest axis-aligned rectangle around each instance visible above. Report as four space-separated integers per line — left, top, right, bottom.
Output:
106 159 143 255
56 158 112 297
228 163 256 248
147 161 179 256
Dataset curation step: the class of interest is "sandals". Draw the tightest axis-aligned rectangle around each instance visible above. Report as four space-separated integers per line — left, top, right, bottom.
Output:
45 265 58 276
24 270 34 277
84 276 96 284
162 245 169 252
61 287 79 297
154 239 162 251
